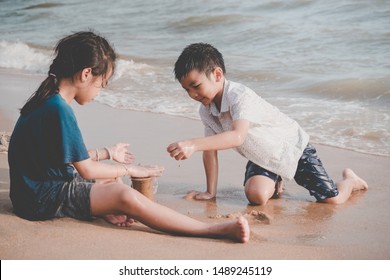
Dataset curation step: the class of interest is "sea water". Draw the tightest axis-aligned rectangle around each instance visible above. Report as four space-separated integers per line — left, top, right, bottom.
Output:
0 0 389 156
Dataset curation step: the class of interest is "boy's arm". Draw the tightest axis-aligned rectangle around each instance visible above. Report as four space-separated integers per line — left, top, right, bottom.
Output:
187 150 218 200
167 119 249 160
204 150 218 197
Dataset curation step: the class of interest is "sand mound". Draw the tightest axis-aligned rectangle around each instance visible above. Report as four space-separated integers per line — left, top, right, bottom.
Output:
0 132 11 153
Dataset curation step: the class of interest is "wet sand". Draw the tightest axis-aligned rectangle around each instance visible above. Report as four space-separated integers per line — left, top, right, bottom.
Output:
0 68 389 260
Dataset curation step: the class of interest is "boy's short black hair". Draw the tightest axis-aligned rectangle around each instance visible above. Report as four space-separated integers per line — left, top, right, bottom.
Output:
174 43 226 81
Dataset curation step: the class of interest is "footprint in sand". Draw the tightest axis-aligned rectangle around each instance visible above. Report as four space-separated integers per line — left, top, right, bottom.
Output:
209 210 271 225
244 210 271 225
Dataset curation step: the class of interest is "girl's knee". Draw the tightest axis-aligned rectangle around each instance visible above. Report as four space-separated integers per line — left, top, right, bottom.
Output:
117 187 136 205
90 182 139 215
117 187 149 214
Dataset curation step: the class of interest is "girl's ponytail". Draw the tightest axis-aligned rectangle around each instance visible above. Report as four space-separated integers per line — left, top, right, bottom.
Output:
20 69 58 115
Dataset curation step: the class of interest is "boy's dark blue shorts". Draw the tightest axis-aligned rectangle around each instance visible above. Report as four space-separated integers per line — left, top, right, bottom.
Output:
244 143 339 201
244 162 281 185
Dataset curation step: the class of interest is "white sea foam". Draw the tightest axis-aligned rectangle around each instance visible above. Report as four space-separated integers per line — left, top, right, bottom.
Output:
0 41 51 73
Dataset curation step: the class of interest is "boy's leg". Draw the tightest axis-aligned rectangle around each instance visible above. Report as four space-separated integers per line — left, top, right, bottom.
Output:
244 161 282 205
89 182 250 243
245 176 276 205
294 144 368 204
322 168 368 204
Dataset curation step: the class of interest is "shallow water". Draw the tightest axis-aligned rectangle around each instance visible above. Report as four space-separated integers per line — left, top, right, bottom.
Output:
0 0 389 156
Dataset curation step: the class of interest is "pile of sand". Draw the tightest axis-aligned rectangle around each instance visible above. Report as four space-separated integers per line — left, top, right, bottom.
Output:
0 132 11 153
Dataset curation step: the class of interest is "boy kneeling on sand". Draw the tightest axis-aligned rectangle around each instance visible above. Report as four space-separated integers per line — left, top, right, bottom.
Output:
167 43 368 205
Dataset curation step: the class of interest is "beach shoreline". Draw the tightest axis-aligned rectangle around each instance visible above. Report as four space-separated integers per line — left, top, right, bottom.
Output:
1 68 389 260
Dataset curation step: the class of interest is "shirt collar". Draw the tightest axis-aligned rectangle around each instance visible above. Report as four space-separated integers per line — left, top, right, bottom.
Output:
209 79 229 116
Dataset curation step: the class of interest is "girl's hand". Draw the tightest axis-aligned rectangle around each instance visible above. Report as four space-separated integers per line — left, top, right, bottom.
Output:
129 165 164 178
109 143 135 164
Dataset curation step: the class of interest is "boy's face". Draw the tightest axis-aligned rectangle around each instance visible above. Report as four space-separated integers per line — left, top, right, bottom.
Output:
179 68 224 106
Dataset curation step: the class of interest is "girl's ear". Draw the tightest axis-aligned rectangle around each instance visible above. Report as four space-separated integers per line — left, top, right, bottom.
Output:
80 68 92 82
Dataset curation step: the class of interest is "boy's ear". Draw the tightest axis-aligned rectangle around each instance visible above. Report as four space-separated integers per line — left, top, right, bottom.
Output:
214 67 224 82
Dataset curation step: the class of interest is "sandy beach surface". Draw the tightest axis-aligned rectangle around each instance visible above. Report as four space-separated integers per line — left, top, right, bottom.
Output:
0 68 389 261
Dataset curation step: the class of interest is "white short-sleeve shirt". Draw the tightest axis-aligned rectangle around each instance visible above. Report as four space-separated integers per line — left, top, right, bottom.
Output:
199 79 310 180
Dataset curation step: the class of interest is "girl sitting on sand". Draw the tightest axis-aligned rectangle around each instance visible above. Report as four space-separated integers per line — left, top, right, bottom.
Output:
7 31 249 243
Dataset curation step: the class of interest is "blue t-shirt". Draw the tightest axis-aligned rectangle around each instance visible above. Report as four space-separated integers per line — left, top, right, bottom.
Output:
8 93 89 219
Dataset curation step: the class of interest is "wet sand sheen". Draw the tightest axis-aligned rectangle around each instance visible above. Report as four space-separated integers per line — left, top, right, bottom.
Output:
0 69 389 259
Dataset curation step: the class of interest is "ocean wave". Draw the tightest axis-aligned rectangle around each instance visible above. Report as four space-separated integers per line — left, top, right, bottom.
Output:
0 41 51 73
0 40 155 80
230 70 390 104
0 33 388 157
170 14 258 32
112 58 155 81
301 78 390 102
23 3 65 10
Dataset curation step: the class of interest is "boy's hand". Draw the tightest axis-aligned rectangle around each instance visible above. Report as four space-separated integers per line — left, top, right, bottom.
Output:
185 190 215 200
167 141 195 160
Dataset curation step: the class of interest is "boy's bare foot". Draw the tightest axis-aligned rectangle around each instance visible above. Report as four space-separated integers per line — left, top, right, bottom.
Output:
104 214 135 227
343 168 368 191
212 216 250 243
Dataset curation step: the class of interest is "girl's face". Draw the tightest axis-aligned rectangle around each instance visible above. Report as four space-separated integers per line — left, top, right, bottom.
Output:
179 68 224 106
75 68 112 105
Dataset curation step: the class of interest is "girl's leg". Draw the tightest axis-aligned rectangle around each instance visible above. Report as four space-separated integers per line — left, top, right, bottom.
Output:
93 178 134 226
89 182 250 243
244 175 278 205
322 168 368 204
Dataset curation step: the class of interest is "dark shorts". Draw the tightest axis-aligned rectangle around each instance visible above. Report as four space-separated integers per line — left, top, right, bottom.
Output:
244 162 281 185
51 173 94 220
294 143 339 200
244 143 339 201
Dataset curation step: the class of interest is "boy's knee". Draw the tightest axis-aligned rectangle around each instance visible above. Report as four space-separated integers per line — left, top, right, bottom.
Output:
244 176 277 205
248 196 269 206
245 187 270 206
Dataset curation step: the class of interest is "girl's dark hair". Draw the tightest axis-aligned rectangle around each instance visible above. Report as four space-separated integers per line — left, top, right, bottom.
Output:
20 31 116 115
174 43 225 81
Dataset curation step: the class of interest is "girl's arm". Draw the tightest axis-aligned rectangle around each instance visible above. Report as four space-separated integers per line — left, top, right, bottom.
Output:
88 143 135 163
167 119 249 160
73 158 163 180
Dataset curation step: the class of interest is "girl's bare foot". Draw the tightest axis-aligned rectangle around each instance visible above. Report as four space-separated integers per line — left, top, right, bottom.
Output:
212 216 250 243
104 214 135 227
343 168 368 191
